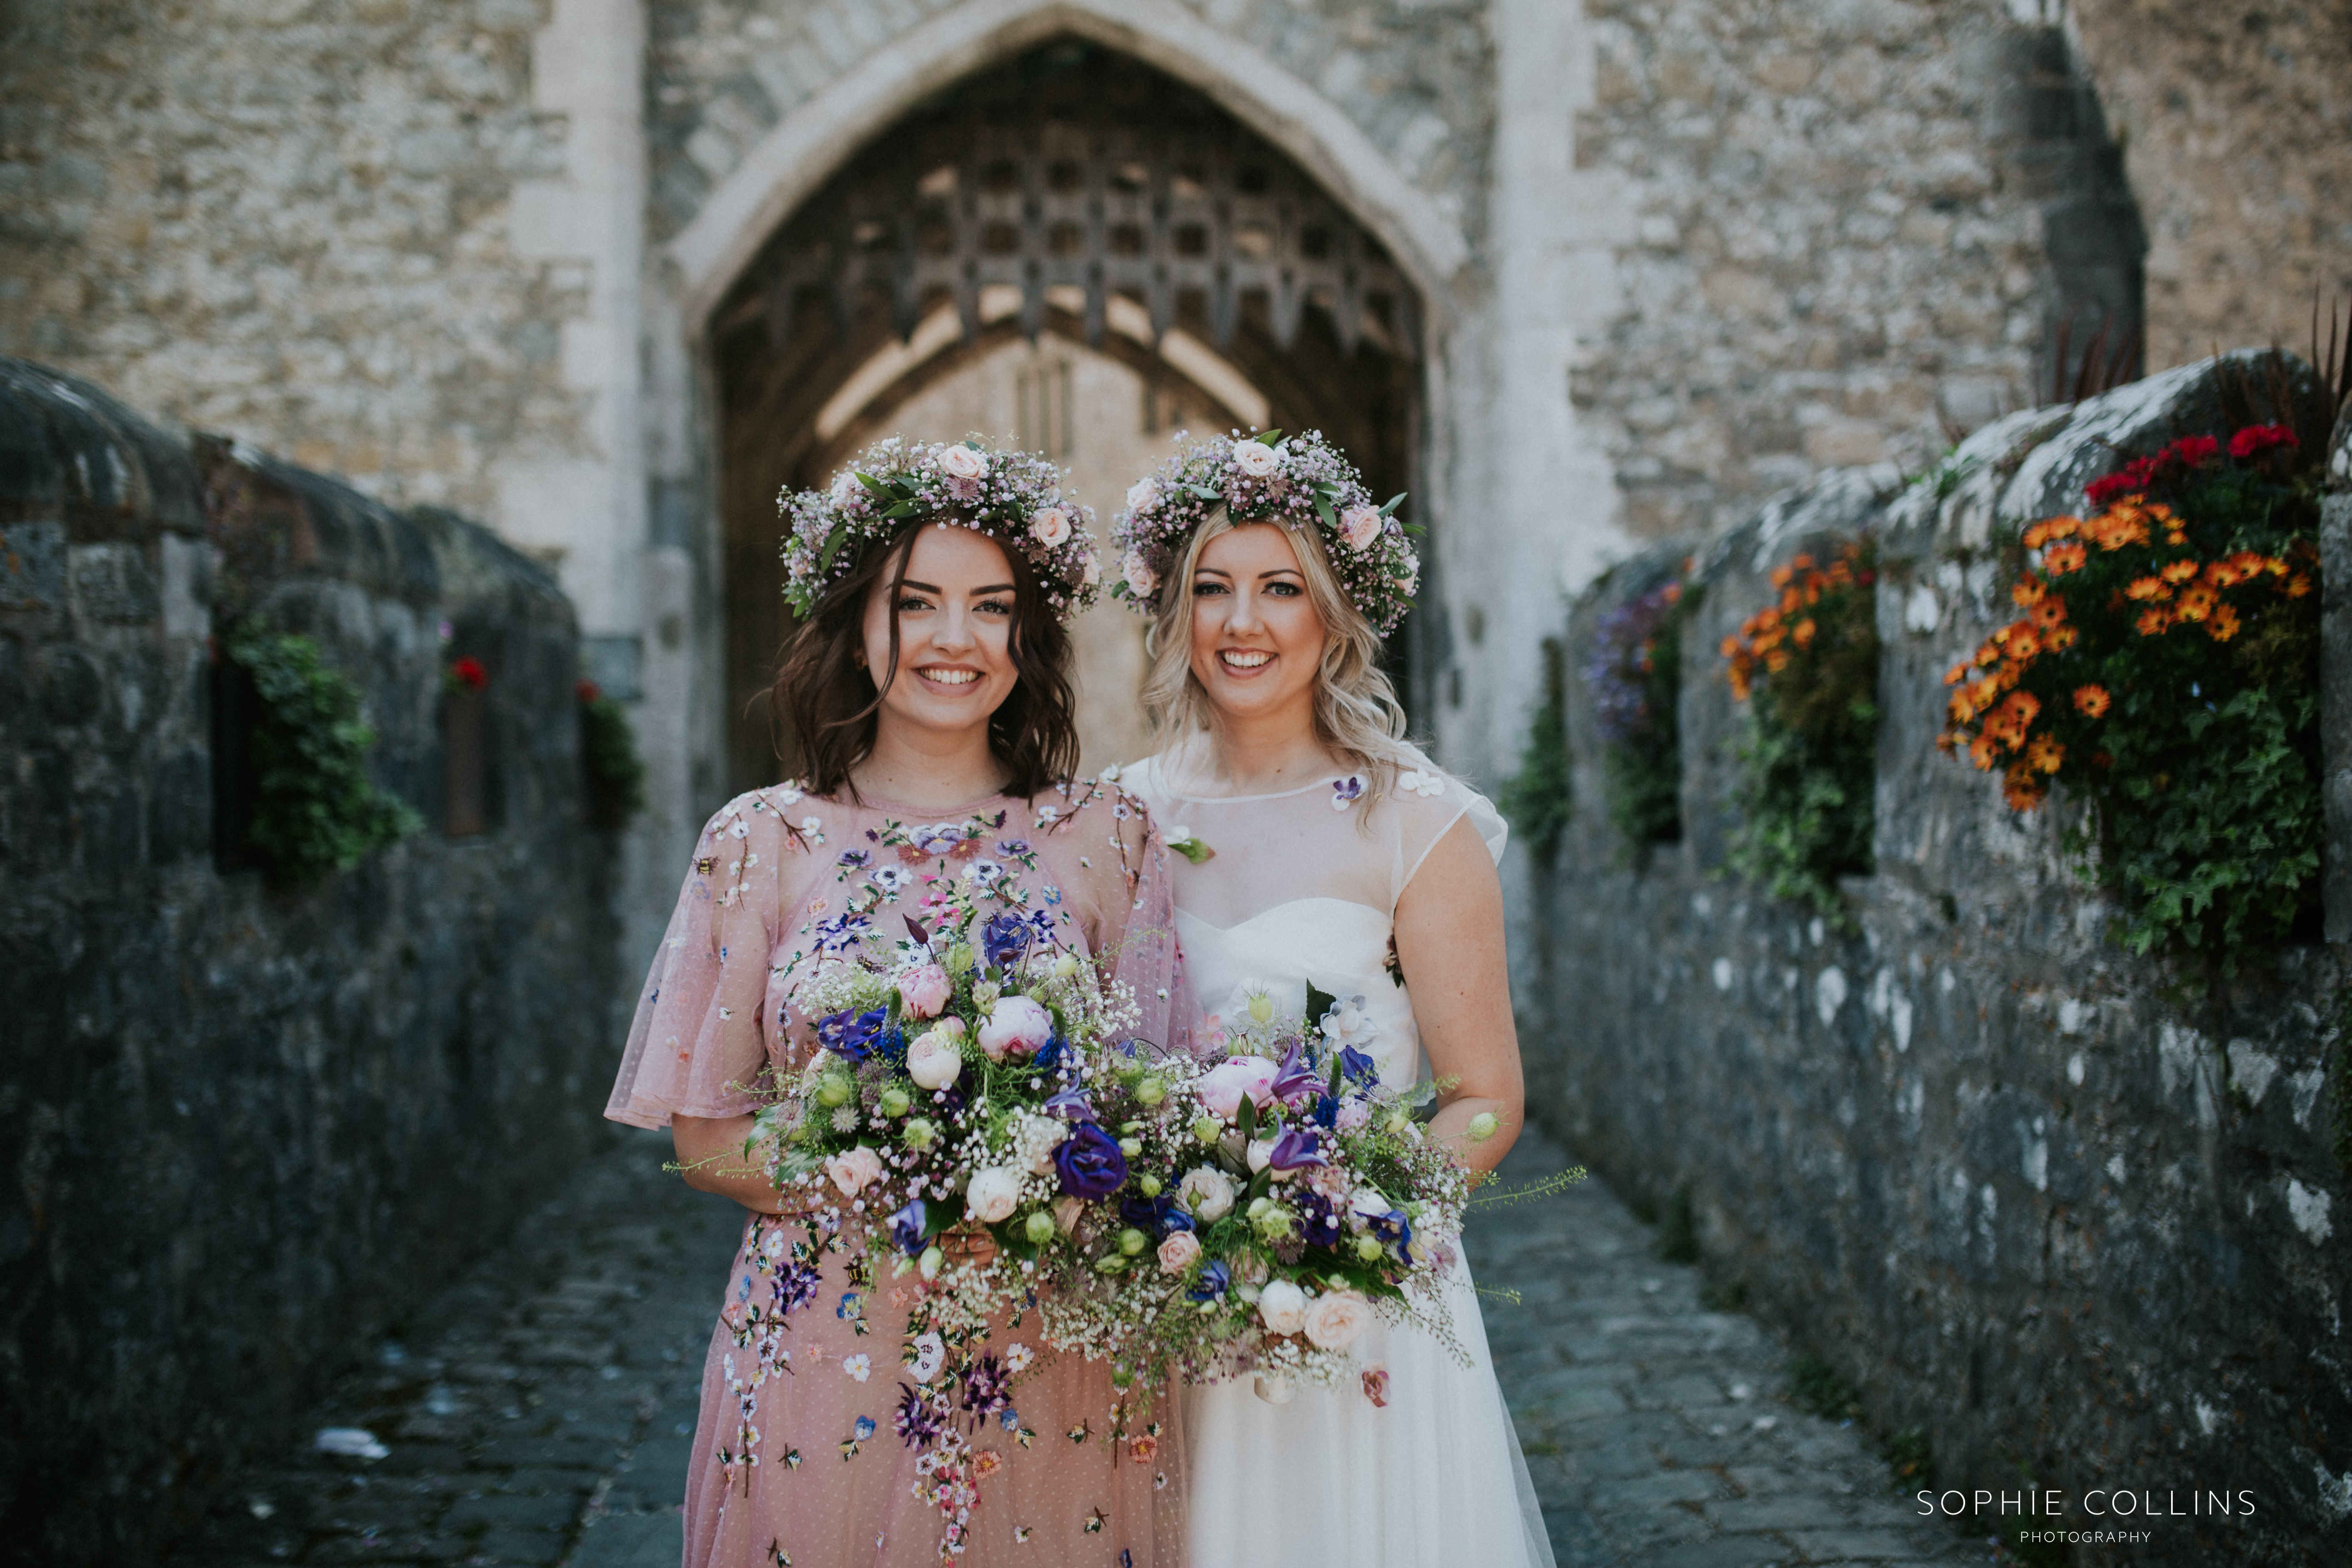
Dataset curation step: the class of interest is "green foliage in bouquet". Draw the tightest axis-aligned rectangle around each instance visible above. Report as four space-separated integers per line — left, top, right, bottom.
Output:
1718 542 1880 918
226 624 421 884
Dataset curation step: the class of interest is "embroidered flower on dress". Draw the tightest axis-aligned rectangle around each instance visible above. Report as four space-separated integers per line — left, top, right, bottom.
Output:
837 848 872 869
870 866 910 894
843 1353 872 1382
1330 775 1365 810
1397 768 1445 798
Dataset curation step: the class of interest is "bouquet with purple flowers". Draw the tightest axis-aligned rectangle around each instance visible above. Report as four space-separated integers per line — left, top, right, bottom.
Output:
1033 978 1479 1409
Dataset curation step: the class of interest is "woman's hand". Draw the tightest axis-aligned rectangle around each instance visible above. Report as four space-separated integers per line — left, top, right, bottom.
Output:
1391 814 1526 1174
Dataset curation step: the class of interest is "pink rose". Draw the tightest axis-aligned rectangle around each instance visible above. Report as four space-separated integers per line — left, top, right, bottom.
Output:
1030 507 1071 547
1121 549 1157 597
895 962 950 1019
1156 1231 1201 1273
1232 441 1281 478
1303 1288 1372 1351
1124 477 1160 512
825 1146 885 1197
1338 504 1383 551
1197 1056 1278 1119
937 443 988 481
978 994 1054 1062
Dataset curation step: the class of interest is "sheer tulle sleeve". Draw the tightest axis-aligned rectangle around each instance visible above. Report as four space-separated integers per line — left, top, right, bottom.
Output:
1058 781 1196 1059
605 790 811 1129
1391 756 1510 906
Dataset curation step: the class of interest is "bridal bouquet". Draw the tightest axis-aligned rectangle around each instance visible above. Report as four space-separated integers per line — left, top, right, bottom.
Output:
749 852 1167 1552
1035 980 1479 1408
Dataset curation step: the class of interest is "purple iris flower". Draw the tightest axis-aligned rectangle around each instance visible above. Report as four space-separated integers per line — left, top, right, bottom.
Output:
1338 1045 1379 1085
1373 1207 1412 1252
1311 1093 1339 1128
1052 1122 1128 1198
889 1199 928 1256
1043 1084 1098 1121
1294 1187 1345 1248
1269 1041 1322 1105
1121 1192 1193 1238
982 909 1037 970
1268 1124 1327 1172
817 1006 892 1061
1186 1259 1231 1301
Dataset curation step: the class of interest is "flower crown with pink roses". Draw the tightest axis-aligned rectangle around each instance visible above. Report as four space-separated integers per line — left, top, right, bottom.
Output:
1109 429 1419 635
780 435 1101 621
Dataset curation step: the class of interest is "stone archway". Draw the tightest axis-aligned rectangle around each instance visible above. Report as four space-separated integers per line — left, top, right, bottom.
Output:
708 40 1424 796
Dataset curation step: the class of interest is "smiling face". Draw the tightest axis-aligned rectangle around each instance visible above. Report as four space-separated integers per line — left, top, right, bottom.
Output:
860 523 1021 745
1186 522 1328 728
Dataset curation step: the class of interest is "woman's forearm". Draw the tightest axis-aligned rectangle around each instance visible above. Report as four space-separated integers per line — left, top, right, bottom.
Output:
672 1113 793 1213
1426 1093 1522 1174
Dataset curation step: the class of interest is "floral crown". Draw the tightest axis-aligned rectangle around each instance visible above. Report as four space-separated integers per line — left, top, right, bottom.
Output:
1109 429 1419 635
780 436 1101 620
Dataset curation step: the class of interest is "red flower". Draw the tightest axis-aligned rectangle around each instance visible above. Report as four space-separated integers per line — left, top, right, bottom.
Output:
2228 423 2297 459
576 679 603 702
449 656 489 691
2084 472 2140 506
2164 434 2219 466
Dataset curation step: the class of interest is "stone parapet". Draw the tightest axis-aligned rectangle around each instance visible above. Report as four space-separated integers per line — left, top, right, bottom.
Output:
1525 353 2352 1565
0 359 619 1566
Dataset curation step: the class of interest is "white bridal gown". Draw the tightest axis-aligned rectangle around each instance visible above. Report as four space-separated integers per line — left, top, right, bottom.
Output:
1127 742 1556 1568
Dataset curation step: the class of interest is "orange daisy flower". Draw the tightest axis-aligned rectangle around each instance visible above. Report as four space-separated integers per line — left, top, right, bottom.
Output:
2287 573 2313 598
2031 597 2067 630
2125 576 2171 602
2044 624 2079 650
1791 618 1818 647
2043 542 2088 575
2072 684 2111 718
2175 584 2216 621
1769 564 1795 589
1720 635 1741 659
2134 606 2172 637
1944 661 1971 687
2011 578 2046 608
2022 521 2053 550
2006 627 2041 660
2160 559 2200 585
2027 735 2064 775
1968 735 2001 771
2208 603 2241 641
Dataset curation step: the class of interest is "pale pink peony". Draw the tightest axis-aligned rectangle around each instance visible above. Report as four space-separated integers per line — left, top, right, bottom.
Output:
895 961 951 1019
1256 1278 1308 1335
1156 1230 1201 1273
965 1166 1022 1224
977 994 1053 1061
1338 504 1383 550
936 443 989 481
1303 1288 1372 1350
1030 507 1071 547
1125 477 1160 512
1081 552 1102 585
1197 1055 1279 1118
906 1029 963 1091
825 1145 885 1196
1335 1098 1373 1132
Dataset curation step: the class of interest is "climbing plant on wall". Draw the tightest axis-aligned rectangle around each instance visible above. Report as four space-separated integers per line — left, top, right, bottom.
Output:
1936 413 2328 963
1587 567 1695 853
577 679 647 833
1719 541 1881 918
225 625 422 883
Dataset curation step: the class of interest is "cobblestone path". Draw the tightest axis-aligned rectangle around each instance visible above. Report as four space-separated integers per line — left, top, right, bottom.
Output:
1478 1127 1989 1568
171 1124 1995 1568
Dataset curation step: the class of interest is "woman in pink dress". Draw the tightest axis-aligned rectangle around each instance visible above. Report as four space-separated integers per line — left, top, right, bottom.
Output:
606 438 1190 1567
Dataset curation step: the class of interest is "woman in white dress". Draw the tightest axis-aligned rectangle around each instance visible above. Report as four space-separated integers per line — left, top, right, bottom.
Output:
1110 432 1555 1567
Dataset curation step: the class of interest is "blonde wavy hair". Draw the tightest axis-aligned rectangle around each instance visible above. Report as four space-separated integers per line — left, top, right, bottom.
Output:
1141 507 1419 807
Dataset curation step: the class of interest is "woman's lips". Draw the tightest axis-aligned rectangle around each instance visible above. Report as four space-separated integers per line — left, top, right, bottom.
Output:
1218 649 1273 675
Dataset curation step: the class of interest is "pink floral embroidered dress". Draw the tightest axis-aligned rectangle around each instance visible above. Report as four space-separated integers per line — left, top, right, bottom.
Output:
607 778 1194 1568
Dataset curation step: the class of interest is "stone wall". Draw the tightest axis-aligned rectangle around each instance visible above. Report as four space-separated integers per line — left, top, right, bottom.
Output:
2070 0 2352 376
1522 355 2352 1565
0 360 619 1566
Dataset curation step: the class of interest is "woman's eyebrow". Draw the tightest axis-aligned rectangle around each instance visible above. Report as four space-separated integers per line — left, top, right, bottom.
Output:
899 579 941 593
1193 566 1234 580
970 582 1017 595
1258 568 1305 580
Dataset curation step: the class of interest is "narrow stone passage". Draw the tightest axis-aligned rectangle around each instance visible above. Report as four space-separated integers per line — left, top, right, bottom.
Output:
169 1124 1994 1568
1473 1127 1988 1568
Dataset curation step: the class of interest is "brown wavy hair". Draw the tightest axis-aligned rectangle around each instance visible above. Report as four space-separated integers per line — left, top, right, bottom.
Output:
769 518 1079 802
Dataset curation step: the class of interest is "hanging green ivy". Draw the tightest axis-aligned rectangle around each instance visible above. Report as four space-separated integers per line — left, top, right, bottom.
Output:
578 679 647 832
226 625 421 883
1500 637 1572 861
